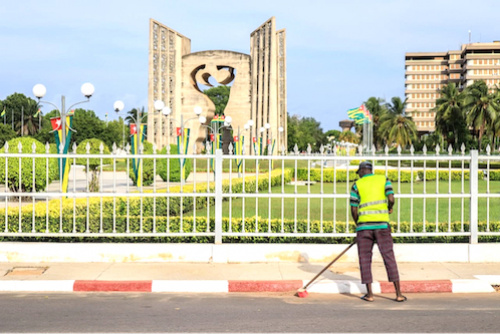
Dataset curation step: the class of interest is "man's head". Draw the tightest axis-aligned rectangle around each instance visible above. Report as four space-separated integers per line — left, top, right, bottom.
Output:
356 161 373 177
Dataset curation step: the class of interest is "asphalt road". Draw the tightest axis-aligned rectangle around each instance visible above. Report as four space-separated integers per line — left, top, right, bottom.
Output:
1 292 499 333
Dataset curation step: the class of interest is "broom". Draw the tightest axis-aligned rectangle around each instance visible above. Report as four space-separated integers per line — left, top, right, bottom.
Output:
295 240 356 298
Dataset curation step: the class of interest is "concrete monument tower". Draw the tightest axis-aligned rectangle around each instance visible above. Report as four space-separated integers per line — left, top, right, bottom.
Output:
148 17 287 155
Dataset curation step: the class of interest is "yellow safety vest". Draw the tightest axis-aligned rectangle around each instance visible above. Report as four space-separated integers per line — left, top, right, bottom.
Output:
356 174 390 223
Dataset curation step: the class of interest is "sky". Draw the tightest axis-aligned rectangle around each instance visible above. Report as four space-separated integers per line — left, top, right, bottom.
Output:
1 0 499 132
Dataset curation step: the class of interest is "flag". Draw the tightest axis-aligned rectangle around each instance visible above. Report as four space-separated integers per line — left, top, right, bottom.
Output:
130 124 146 187
359 104 372 122
234 135 244 174
68 109 75 115
176 128 190 181
253 136 263 156
347 105 371 124
1 107 5 118
34 109 41 117
50 115 73 193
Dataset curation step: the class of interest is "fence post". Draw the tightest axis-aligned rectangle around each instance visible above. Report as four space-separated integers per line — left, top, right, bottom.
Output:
214 149 223 244
469 150 478 244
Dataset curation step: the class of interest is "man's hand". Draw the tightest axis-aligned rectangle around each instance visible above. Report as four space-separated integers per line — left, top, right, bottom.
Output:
387 194 395 215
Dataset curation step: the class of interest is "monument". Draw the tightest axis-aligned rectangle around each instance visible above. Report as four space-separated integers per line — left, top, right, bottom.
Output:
147 17 287 155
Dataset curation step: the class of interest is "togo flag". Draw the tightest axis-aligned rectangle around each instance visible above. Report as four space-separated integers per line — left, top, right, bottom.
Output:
50 115 73 193
130 124 147 187
176 128 190 181
234 135 244 174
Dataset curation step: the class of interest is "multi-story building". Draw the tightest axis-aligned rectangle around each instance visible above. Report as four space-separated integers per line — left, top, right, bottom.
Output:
405 41 500 134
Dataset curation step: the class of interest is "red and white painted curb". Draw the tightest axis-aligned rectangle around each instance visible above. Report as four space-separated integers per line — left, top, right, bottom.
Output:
0 279 495 293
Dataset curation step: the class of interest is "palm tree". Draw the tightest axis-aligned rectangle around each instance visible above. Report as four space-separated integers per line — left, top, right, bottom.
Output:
463 80 499 150
434 83 467 148
338 130 359 144
489 84 500 149
15 99 41 136
125 107 146 126
364 97 387 150
378 97 417 148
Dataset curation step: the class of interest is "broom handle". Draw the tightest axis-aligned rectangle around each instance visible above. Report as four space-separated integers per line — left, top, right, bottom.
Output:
303 241 356 290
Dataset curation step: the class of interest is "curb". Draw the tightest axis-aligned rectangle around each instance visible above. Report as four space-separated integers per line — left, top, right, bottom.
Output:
0 279 495 293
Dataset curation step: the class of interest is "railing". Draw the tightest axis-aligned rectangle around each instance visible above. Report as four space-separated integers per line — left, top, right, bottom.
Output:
1 141 500 243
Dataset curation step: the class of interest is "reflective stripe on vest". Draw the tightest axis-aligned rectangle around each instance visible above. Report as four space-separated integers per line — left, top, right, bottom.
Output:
359 199 388 209
356 174 390 223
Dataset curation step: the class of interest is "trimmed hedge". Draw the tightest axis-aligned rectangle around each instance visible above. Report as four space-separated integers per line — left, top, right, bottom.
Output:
294 168 418 183
0 209 497 244
294 168 487 183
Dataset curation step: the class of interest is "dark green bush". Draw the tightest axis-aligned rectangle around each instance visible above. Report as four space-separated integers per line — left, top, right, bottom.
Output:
157 144 192 182
76 139 112 192
0 137 58 192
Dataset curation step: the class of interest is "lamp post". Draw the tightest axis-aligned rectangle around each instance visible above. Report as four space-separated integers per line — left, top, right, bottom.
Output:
113 100 168 140
33 83 94 194
161 106 202 151
162 106 204 185
114 99 168 187
33 83 95 149
240 120 254 155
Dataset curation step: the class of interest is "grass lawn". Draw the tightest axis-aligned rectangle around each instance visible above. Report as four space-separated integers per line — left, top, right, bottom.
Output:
186 180 500 228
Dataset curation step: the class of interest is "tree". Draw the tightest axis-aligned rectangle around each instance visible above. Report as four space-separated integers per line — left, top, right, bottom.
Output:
0 124 16 148
378 97 417 148
2 93 41 136
434 83 468 149
463 80 500 150
125 107 146 126
364 97 387 150
204 86 231 115
71 109 106 146
286 114 300 152
338 130 359 144
101 118 126 149
286 114 326 152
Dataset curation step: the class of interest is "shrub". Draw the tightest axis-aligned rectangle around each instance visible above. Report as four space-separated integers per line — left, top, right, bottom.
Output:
76 139 112 192
48 144 60 181
294 168 417 183
157 144 192 182
0 137 58 192
417 170 481 181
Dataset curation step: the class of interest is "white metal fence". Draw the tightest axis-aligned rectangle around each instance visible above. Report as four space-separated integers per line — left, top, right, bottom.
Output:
1 141 500 244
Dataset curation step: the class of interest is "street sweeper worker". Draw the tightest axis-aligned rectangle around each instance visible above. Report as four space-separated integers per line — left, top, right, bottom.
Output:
350 161 407 303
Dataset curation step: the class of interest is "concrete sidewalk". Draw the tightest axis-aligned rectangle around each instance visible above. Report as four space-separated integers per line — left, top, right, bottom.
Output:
0 261 498 294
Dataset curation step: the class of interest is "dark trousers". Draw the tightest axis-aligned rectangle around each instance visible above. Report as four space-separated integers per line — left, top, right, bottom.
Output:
356 227 400 284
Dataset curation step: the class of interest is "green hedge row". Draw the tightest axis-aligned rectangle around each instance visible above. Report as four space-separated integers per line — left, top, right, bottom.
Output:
294 168 489 183
294 169 417 183
0 215 497 243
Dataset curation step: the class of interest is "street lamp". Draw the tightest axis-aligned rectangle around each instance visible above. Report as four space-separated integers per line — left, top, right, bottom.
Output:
113 99 168 187
33 83 95 150
33 83 94 194
113 99 168 141
199 114 233 149
162 106 205 184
